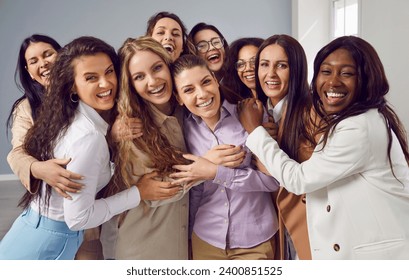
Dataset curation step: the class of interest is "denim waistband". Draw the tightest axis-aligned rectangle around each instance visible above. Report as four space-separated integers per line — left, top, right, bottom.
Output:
23 207 78 235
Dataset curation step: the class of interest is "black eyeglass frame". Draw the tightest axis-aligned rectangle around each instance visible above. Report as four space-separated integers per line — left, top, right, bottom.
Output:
195 37 225 53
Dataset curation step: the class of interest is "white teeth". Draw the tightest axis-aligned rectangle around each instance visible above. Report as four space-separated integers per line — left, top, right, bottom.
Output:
266 81 279 85
163 44 174 52
41 70 50 77
197 98 213 107
150 84 165 94
327 92 345 98
97 90 111 97
244 75 255 80
208 54 219 60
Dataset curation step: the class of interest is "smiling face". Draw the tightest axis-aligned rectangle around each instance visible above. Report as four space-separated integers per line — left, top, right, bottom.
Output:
258 44 290 106
151 17 184 62
25 42 58 87
128 50 173 114
72 53 117 113
316 48 358 114
174 65 221 130
237 44 258 97
193 29 225 73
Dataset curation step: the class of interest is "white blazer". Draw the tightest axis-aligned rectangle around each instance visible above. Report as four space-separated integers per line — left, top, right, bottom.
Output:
246 109 409 259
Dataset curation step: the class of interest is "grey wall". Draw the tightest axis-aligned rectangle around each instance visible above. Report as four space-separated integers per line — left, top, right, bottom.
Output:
360 0 409 140
0 0 291 175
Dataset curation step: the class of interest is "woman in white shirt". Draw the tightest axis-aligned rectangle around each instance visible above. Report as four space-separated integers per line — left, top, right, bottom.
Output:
0 36 144 260
238 36 409 259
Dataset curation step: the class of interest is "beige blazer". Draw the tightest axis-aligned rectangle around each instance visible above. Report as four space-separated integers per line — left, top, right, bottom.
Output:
100 104 189 260
7 99 37 193
274 108 313 260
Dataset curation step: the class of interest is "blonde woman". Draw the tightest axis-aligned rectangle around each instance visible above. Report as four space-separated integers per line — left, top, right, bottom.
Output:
100 37 191 260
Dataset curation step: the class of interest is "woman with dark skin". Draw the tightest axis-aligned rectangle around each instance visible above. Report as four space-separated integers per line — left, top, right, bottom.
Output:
0 36 149 260
239 36 409 259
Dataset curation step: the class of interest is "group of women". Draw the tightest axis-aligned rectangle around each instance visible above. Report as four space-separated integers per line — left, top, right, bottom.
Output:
1 10 409 260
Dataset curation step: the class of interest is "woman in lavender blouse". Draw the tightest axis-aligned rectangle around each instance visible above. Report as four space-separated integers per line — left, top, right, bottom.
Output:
170 54 280 260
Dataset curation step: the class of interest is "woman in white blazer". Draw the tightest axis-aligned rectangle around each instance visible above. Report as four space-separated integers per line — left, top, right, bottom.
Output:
238 36 409 260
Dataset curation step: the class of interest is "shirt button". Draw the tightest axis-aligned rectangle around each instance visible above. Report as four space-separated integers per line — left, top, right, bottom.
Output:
333 244 340 251
326 205 331 212
224 203 228 207
182 204 187 208
182 226 186 230
221 189 225 192
224 219 228 224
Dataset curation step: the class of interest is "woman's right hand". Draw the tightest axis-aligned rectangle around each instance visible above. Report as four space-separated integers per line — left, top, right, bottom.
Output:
262 116 279 140
136 171 181 201
30 158 84 199
203 144 245 168
111 117 144 142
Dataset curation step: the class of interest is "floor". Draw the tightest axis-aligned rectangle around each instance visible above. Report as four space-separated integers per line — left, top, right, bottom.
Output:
0 180 25 240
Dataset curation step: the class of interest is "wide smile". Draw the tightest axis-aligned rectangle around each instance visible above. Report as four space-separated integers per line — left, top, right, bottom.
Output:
206 52 221 64
243 74 255 82
265 80 280 89
197 98 213 108
96 89 113 99
149 84 166 95
162 44 175 53
325 90 347 103
40 69 51 78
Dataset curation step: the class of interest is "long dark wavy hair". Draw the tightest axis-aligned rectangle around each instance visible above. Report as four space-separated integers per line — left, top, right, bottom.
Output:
224 37 264 99
18 36 120 210
311 35 409 167
7 34 61 133
255 34 315 161
106 36 190 197
145 11 189 56
187 22 229 82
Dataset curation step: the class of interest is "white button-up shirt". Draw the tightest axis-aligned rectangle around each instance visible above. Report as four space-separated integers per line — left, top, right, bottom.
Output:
267 96 287 124
31 101 140 231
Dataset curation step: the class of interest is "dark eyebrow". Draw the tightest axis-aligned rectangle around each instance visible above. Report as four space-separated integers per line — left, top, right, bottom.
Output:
321 62 356 69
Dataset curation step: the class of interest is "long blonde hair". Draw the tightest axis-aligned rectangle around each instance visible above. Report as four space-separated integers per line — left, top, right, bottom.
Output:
109 36 187 195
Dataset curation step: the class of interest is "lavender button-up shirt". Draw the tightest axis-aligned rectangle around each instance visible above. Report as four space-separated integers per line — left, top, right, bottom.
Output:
185 100 279 249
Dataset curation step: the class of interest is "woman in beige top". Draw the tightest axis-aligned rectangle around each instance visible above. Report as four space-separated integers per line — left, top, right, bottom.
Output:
99 37 190 259
100 36 245 259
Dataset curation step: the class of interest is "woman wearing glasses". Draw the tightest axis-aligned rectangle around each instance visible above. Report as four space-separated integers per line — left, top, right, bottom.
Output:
224 37 264 99
187 22 229 83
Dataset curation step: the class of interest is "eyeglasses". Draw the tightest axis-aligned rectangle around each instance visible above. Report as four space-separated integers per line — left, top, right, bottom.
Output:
235 57 256 72
195 37 224 53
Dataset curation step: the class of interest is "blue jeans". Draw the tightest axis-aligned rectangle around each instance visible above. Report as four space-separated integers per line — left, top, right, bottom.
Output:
0 208 83 260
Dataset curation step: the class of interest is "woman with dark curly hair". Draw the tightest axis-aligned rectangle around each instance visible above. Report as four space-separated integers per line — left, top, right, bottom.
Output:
224 37 264 99
0 36 143 260
7 34 84 199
